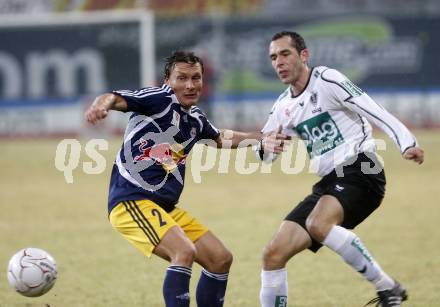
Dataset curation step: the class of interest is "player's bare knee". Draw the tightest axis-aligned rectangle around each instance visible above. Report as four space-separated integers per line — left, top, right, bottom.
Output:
222 249 233 269
210 249 233 272
174 243 196 266
306 216 329 242
262 245 273 263
262 244 286 268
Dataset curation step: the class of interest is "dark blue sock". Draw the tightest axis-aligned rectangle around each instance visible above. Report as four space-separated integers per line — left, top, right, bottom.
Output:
196 269 229 307
163 266 192 307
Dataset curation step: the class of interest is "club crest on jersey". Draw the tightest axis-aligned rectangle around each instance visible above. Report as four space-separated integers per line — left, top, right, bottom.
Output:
310 92 322 114
190 127 197 138
311 92 318 105
172 110 180 126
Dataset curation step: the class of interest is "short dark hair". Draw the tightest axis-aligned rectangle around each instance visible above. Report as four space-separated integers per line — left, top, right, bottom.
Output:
271 31 307 54
164 51 204 79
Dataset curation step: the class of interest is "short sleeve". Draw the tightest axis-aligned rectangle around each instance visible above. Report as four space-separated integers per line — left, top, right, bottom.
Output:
113 84 172 115
200 115 220 141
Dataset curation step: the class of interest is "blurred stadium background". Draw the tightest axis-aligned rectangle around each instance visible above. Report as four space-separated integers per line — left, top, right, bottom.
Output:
1 0 440 135
1 0 439 306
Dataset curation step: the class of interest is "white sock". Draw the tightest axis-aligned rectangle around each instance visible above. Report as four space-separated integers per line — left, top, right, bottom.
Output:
322 225 395 291
260 268 288 307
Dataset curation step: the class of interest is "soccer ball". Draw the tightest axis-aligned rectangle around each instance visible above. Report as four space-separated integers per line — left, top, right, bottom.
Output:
7 247 57 297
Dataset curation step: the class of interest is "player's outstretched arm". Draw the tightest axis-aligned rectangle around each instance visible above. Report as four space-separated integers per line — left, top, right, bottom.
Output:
403 146 424 164
215 129 260 148
215 128 290 150
85 93 128 125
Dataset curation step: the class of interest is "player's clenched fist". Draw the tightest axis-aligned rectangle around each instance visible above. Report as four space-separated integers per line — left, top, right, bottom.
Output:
85 100 109 125
403 146 424 164
85 93 127 125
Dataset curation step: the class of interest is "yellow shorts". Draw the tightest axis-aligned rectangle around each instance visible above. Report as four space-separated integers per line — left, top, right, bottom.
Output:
109 200 209 257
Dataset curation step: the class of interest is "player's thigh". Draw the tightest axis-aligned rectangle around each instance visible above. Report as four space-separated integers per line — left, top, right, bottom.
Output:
169 207 209 243
109 200 178 258
284 193 323 252
305 195 344 242
321 181 383 229
306 195 344 228
263 220 312 269
169 207 231 271
153 224 196 263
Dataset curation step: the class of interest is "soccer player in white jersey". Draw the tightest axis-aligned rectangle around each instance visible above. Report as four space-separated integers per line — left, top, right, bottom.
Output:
257 31 424 307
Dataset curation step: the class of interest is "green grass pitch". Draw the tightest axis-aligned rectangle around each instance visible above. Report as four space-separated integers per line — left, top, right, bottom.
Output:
1 130 439 306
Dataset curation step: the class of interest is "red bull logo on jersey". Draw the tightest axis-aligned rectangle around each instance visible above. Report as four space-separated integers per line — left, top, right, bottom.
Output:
134 139 186 173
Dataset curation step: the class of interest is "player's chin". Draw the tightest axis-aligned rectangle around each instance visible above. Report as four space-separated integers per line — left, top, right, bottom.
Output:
284 78 295 85
180 97 198 108
278 75 291 84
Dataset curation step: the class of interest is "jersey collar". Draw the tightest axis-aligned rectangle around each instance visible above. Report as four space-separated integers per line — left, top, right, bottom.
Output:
290 67 314 98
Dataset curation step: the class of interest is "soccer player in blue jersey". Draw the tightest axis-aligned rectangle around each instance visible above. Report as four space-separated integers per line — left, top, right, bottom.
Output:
85 51 287 307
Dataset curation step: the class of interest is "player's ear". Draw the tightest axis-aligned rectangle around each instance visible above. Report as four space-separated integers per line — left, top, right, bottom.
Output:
300 48 309 63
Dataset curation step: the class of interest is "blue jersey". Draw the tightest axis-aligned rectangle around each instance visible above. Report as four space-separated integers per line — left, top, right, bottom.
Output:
108 84 220 213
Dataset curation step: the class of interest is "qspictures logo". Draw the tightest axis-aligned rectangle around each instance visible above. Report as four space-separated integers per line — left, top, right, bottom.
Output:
54 119 387 184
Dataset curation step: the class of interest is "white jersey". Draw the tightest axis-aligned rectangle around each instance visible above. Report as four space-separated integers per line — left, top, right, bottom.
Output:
261 66 418 177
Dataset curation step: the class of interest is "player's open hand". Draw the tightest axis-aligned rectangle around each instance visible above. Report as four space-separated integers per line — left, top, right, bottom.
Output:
403 146 424 164
262 126 291 154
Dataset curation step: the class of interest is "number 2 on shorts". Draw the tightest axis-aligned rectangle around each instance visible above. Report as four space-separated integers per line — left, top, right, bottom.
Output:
152 209 167 227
